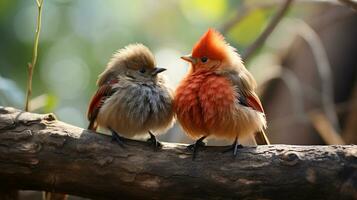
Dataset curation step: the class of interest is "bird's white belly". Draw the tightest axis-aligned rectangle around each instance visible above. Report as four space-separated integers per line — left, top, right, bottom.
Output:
97 84 174 137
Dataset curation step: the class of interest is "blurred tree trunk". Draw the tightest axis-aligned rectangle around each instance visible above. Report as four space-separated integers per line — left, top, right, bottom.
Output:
262 5 357 144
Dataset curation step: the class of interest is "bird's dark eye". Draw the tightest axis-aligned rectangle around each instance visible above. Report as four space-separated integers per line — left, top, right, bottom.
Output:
200 57 208 63
139 68 146 73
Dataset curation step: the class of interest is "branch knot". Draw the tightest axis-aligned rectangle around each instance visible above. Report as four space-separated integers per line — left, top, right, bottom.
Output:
280 151 300 166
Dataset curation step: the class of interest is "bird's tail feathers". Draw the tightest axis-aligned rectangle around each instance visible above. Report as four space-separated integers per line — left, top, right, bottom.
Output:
88 120 97 131
255 129 270 145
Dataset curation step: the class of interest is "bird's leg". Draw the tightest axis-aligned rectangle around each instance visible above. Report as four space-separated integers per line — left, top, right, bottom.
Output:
187 136 207 160
109 128 125 147
222 136 243 156
147 131 162 150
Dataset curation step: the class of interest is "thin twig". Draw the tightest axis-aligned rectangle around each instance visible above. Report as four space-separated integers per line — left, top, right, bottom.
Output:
220 2 274 35
25 0 44 112
220 6 247 35
242 0 294 62
309 110 345 144
267 98 356 136
220 2 278 35
221 0 355 36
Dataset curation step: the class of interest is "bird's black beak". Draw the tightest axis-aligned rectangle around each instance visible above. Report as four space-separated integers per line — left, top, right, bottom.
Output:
152 67 167 75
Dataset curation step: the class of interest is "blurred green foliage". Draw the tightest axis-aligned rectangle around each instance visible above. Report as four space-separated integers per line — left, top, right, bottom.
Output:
0 0 276 128
227 9 267 46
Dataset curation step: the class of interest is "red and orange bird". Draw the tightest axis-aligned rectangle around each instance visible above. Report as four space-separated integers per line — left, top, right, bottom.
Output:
174 29 270 158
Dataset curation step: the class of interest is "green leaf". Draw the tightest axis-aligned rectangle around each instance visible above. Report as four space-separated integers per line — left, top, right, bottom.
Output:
180 0 228 24
227 9 267 46
44 94 58 113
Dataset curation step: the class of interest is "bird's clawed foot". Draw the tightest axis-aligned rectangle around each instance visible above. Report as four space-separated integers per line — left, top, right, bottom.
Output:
222 137 243 156
110 128 125 147
147 131 162 150
187 136 207 160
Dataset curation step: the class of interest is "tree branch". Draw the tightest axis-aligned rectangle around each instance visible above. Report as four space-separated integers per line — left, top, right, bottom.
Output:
220 1 277 35
221 0 355 63
242 0 294 62
0 106 356 199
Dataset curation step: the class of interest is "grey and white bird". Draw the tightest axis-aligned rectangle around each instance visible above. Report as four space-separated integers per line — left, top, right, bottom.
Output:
87 44 174 147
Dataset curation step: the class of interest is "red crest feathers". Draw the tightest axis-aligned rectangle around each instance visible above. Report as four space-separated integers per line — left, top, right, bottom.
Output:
192 28 229 61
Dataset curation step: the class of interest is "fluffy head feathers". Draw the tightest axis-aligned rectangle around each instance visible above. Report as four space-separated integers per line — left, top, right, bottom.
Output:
108 43 156 70
97 44 156 85
192 28 233 61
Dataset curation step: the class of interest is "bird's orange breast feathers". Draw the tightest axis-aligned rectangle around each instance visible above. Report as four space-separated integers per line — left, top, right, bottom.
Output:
174 71 236 139
176 28 267 141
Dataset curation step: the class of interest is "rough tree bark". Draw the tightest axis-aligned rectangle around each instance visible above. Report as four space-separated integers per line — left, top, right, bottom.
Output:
0 106 356 200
